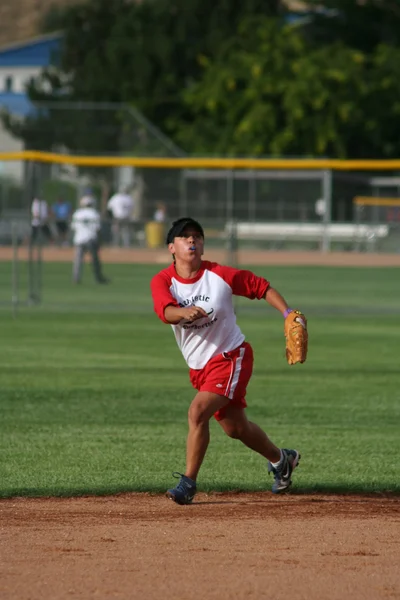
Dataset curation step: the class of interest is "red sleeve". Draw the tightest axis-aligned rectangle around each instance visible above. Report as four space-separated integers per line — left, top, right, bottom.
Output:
150 271 179 323
210 263 270 299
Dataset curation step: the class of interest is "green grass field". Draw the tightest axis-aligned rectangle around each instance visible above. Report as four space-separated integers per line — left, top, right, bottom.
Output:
0 261 399 498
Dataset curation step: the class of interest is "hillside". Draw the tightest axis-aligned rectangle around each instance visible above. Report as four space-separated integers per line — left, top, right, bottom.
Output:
0 0 307 48
0 0 78 47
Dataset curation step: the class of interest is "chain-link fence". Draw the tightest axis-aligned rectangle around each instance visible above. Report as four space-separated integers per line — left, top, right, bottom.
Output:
0 101 185 241
0 102 185 158
1 155 400 311
1 157 400 253
0 102 399 254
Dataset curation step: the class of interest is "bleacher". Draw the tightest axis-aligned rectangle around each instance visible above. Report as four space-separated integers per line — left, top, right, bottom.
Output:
225 221 389 246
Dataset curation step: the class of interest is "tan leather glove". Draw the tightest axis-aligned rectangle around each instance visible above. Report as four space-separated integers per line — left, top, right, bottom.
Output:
284 310 308 365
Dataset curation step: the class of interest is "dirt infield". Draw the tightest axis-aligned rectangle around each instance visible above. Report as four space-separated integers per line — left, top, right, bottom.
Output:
1 493 399 600
1 245 400 266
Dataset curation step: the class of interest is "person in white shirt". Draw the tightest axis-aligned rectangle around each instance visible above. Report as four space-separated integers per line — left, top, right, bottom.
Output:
31 198 52 244
153 202 167 223
79 187 97 210
151 217 307 505
70 197 109 284
107 187 134 247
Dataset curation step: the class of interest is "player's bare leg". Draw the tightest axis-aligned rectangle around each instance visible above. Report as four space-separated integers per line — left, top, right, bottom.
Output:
166 391 229 504
218 404 281 463
218 404 300 493
185 391 230 481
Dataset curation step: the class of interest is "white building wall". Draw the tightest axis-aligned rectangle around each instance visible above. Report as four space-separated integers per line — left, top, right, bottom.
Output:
0 66 41 92
0 66 41 181
0 123 24 180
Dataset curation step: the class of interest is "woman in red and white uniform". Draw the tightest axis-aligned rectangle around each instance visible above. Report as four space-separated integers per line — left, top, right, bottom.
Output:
151 217 302 504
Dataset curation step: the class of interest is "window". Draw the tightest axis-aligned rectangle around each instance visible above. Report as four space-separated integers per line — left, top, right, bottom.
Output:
5 76 13 92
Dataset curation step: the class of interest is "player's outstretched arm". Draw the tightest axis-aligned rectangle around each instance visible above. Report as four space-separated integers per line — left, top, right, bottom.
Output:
263 286 290 316
263 286 308 365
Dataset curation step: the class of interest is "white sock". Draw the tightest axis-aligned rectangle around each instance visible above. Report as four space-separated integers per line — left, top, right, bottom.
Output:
270 449 284 468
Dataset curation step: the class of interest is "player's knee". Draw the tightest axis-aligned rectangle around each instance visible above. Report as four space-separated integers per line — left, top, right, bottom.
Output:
188 403 209 427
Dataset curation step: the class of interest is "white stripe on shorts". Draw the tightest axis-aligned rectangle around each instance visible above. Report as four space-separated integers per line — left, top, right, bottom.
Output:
227 347 245 400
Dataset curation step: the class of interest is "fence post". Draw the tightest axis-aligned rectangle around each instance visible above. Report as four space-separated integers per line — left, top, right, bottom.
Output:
179 170 188 216
226 169 239 311
322 169 332 252
226 169 238 266
248 170 256 222
11 221 19 318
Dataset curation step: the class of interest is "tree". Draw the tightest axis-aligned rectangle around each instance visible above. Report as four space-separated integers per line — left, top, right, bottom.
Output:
304 0 400 51
6 0 400 159
177 16 400 158
2 0 287 155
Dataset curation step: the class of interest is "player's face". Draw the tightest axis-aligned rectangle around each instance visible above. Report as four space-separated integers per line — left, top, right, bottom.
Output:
169 228 204 261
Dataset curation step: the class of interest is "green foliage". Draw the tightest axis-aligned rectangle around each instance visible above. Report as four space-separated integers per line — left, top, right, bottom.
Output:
0 176 24 212
178 17 400 158
3 0 400 158
0 262 399 496
305 0 400 50
1 0 285 155
41 179 78 208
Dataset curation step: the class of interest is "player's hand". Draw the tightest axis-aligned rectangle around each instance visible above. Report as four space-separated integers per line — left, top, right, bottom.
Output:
181 306 209 322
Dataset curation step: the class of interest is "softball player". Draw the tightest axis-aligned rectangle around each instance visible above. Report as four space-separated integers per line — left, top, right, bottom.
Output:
151 217 302 505
70 197 109 284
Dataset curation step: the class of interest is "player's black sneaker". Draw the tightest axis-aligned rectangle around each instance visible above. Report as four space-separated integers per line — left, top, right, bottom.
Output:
166 472 197 505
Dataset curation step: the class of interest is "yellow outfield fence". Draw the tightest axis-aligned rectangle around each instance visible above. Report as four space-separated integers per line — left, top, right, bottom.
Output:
1 150 400 255
1 150 400 170
354 196 400 207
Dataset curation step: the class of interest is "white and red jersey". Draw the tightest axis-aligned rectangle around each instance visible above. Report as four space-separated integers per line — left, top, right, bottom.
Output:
151 261 269 369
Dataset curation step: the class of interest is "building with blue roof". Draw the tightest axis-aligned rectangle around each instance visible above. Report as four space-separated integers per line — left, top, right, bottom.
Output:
0 33 61 68
0 32 61 180
0 32 61 116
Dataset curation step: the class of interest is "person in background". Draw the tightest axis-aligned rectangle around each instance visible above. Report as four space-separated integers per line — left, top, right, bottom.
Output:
70 196 109 285
107 186 134 247
80 187 97 209
31 197 52 244
154 202 167 223
52 197 72 246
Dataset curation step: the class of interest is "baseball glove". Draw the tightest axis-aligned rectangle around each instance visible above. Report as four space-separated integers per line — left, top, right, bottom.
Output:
284 310 308 365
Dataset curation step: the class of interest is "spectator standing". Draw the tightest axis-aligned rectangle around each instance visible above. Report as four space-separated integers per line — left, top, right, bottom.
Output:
31 197 52 244
70 196 109 285
154 202 167 223
107 187 134 247
52 197 72 246
80 187 97 209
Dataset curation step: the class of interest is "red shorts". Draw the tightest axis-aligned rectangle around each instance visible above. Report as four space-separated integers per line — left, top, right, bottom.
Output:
189 341 254 421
